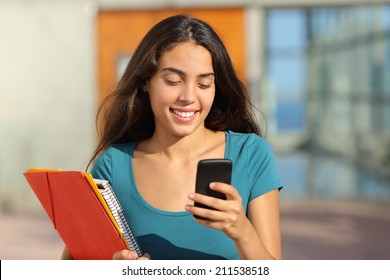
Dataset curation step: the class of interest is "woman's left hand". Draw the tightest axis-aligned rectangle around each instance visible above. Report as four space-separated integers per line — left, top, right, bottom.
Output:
185 182 249 240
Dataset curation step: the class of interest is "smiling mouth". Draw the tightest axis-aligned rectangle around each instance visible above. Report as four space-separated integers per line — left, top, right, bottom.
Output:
171 109 197 118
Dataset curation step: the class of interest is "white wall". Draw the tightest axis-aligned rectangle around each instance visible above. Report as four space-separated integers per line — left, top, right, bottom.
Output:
0 0 97 212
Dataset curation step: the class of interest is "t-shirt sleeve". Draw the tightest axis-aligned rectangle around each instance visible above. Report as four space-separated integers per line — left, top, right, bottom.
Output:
246 135 283 201
90 149 113 183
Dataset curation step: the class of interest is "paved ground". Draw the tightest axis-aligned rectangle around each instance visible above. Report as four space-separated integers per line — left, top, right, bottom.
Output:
280 199 390 259
1 198 390 260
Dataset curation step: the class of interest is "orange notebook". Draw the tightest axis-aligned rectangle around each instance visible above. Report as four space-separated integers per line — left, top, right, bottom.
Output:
23 168 142 260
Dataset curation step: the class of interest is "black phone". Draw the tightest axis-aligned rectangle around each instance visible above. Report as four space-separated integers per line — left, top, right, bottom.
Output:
194 159 232 219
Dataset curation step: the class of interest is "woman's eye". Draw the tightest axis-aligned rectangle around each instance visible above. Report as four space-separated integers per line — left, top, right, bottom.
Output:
198 83 211 90
165 79 180 86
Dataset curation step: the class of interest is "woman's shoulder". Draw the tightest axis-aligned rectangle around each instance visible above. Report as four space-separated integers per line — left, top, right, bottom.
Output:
91 141 137 179
105 141 137 155
95 141 137 164
226 130 270 148
225 130 275 161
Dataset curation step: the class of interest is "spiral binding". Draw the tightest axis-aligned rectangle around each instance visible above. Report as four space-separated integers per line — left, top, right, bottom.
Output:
95 179 143 257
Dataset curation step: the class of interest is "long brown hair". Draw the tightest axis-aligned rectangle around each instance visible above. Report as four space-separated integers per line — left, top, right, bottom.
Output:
88 14 262 170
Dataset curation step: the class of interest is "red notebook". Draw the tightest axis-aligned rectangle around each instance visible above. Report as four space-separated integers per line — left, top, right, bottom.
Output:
24 169 134 260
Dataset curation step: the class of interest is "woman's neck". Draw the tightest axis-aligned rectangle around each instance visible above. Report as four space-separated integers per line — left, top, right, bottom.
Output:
138 128 223 163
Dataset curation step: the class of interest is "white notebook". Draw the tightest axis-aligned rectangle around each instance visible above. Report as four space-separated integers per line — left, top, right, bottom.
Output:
94 179 143 257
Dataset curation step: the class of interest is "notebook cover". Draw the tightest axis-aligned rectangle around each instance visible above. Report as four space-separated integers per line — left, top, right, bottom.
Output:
24 170 128 260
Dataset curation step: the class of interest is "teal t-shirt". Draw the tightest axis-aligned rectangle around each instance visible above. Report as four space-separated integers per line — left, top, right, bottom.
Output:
91 131 282 260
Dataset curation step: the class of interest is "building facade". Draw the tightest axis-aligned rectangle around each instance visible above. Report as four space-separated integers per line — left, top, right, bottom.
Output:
0 0 389 212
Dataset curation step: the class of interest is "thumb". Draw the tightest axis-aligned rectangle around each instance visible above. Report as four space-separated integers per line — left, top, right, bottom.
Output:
113 249 138 260
137 252 151 260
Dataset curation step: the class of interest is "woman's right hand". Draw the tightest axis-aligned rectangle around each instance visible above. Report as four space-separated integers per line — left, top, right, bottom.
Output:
113 249 151 260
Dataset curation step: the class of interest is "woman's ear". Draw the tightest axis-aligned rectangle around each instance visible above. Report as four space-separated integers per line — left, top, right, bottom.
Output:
142 81 149 92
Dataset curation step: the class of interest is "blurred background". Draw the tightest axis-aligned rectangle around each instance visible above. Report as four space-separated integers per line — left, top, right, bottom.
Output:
1 0 389 259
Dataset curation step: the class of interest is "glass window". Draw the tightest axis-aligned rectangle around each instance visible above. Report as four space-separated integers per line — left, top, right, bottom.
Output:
266 56 306 94
265 9 307 134
276 101 305 131
384 5 390 28
265 4 390 200
266 9 306 50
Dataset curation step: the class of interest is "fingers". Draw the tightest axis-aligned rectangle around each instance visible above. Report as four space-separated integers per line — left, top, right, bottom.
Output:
186 182 248 240
208 182 238 200
186 203 225 221
138 253 151 260
186 182 242 221
189 182 240 210
113 250 138 260
112 250 150 260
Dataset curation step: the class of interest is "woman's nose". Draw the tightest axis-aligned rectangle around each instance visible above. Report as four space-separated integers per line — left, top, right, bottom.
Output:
178 83 196 104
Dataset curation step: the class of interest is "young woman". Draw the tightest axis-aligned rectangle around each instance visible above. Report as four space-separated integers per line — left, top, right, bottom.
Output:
62 14 282 260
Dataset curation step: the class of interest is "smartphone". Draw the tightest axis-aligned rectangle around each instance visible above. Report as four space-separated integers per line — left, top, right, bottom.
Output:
194 159 232 219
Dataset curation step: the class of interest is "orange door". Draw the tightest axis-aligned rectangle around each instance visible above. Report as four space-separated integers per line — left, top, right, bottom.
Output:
97 8 245 101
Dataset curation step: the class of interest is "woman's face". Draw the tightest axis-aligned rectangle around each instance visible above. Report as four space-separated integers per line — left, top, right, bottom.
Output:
145 41 215 138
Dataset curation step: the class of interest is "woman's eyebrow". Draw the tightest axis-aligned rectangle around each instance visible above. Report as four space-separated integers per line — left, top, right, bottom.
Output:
198 72 215 79
161 67 185 76
161 67 214 78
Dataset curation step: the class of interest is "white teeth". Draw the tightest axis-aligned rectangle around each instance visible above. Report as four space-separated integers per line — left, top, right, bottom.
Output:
172 109 195 118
